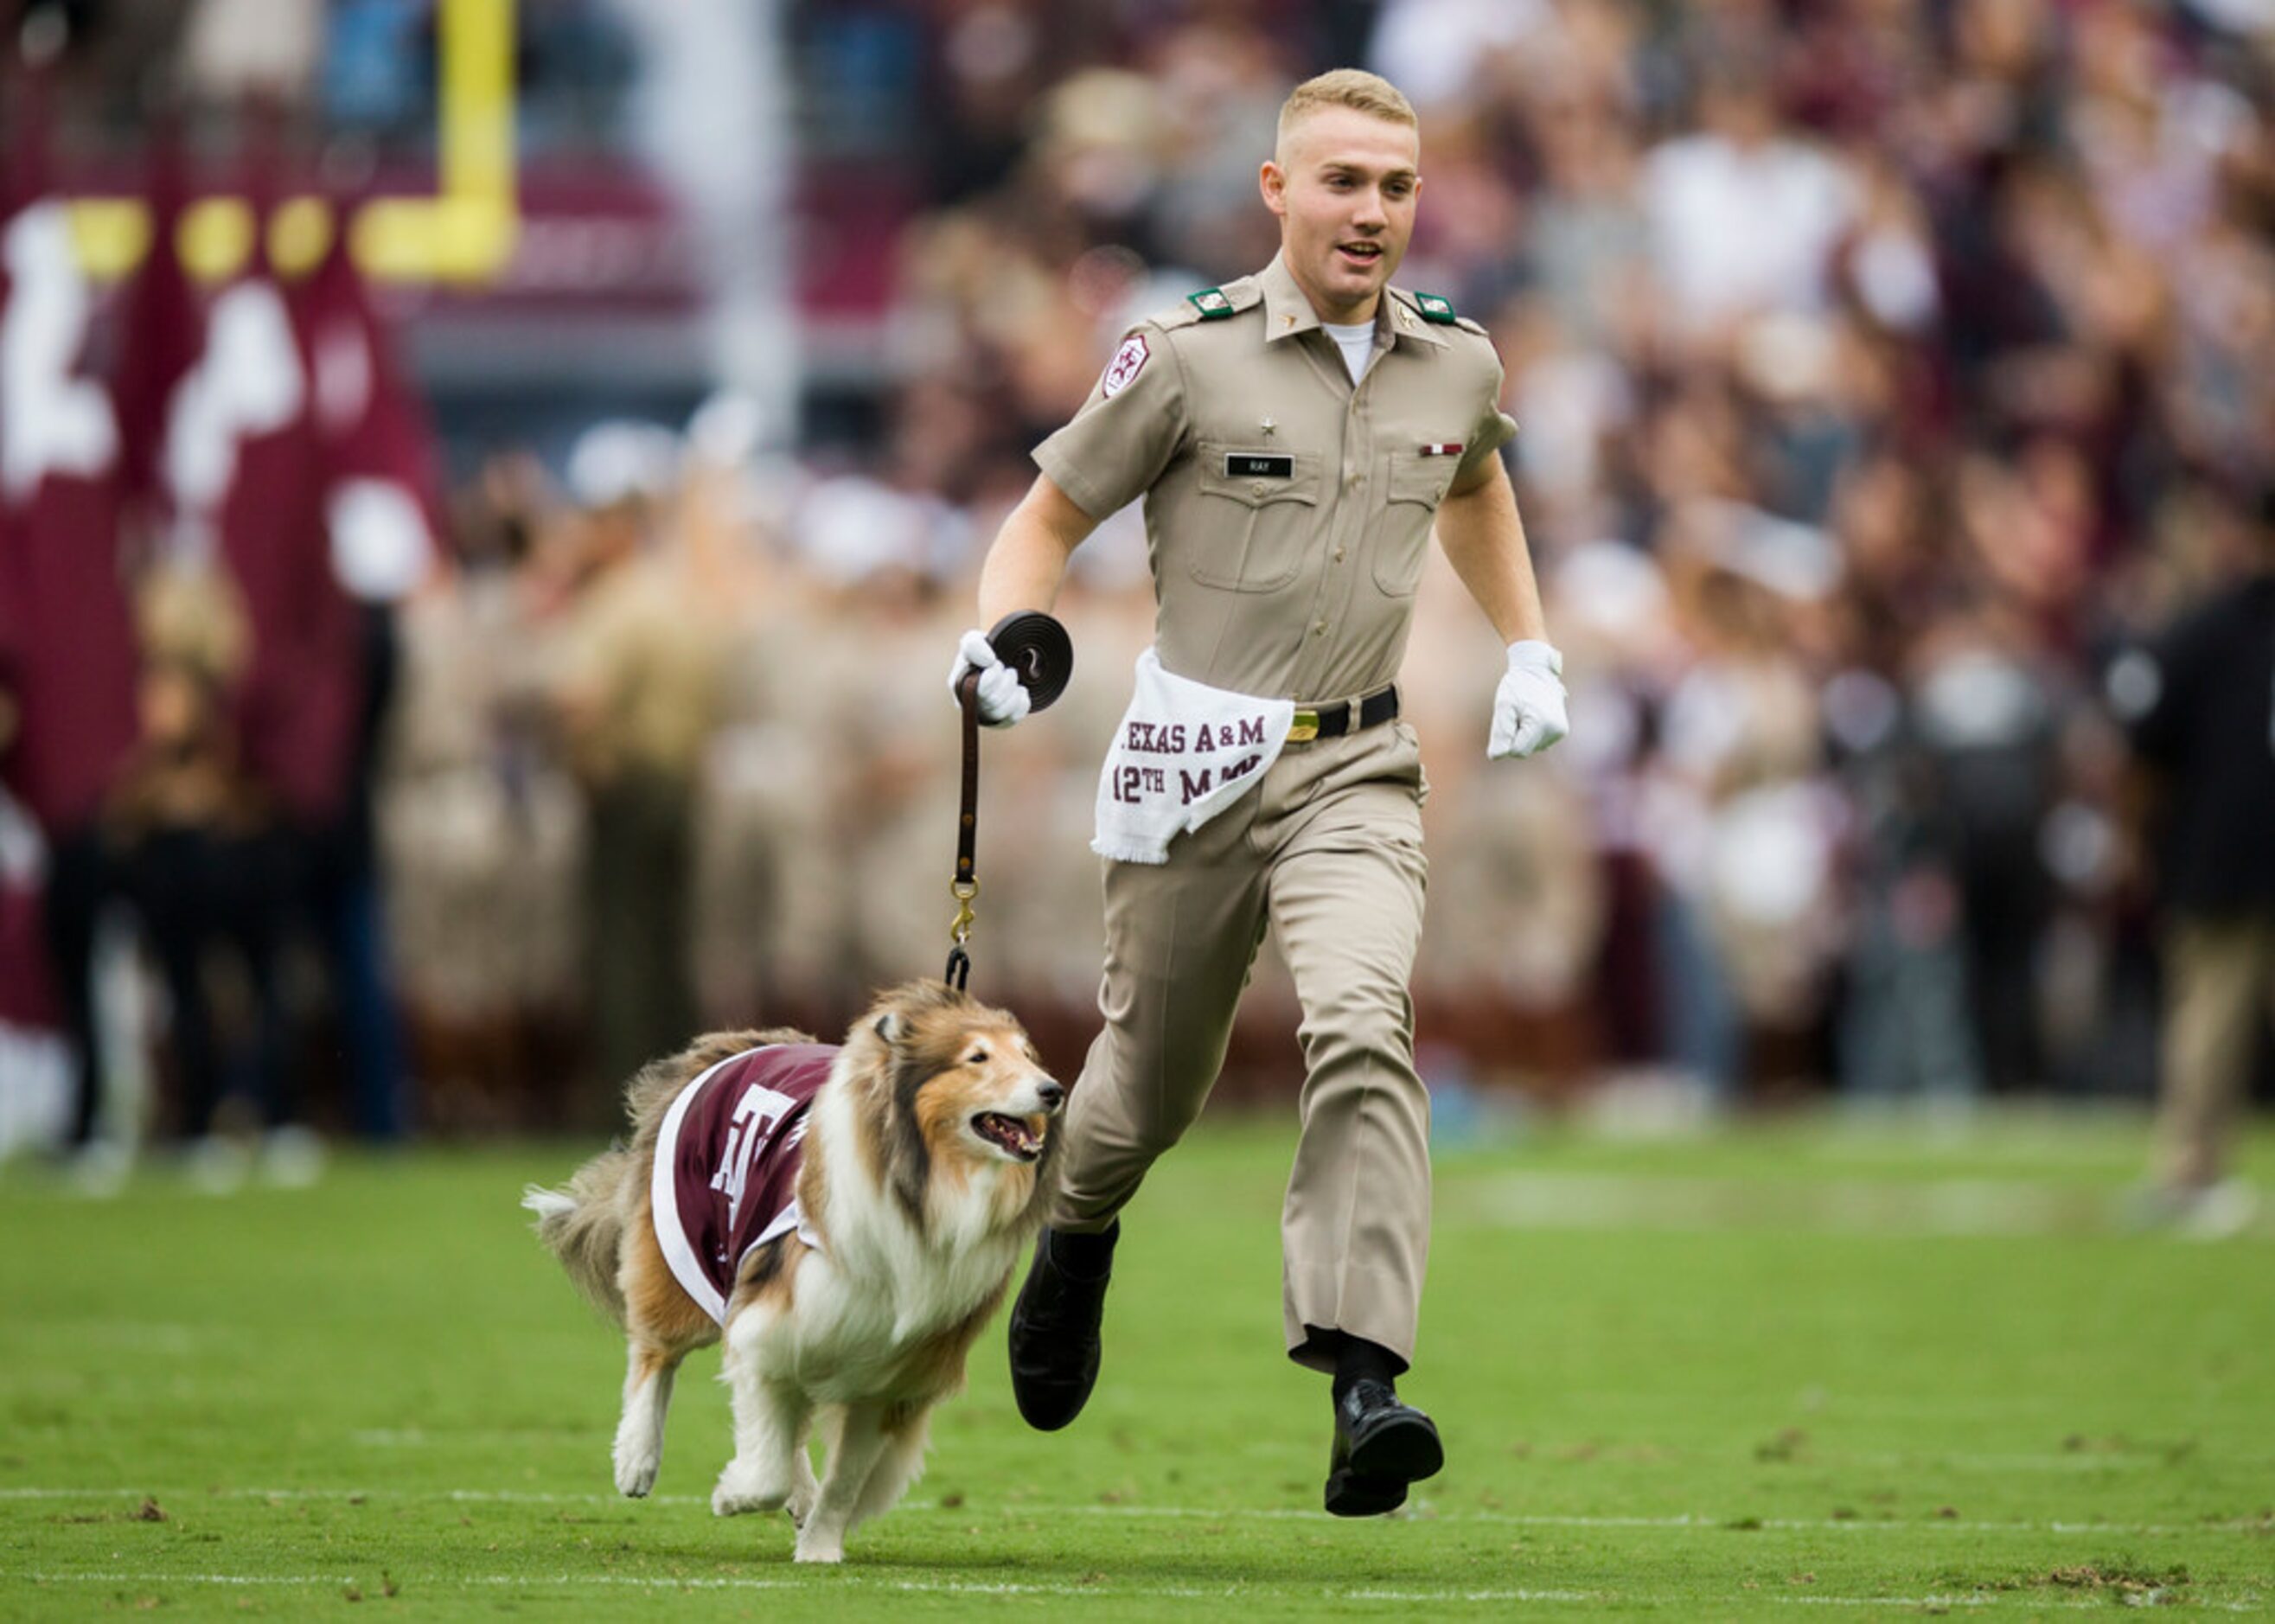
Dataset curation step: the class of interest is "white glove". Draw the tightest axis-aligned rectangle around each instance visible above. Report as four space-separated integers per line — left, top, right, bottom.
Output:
1488 640 1569 760
947 628 1031 728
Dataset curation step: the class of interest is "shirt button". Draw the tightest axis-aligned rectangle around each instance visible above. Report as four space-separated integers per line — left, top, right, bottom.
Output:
1312 620 1327 636
1333 547 1346 562
1250 482 1266 496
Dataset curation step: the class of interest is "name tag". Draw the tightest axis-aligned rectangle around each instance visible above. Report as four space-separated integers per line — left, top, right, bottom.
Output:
1224 452 1294 479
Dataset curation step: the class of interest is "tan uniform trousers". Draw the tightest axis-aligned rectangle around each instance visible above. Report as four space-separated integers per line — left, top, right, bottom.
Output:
1049 719 1431 1374
2156 917 2275 1189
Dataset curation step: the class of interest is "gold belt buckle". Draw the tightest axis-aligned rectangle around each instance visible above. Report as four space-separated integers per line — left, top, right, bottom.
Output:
1288 709 1320 743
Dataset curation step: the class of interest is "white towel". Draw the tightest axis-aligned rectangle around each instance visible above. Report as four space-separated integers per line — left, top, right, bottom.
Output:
1092 649 1295 864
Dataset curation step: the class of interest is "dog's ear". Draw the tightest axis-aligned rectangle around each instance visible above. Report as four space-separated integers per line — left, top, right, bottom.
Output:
872 1010 906 1045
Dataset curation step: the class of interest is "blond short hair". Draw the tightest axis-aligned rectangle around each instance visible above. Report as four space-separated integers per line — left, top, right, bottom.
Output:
135 560 250 684
1276 69 1418 150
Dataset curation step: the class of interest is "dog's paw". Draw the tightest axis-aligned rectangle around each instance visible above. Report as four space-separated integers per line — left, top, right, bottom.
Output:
711 1461 788 1518
712 1483 787 1518
613 1449 660 1499
792 1533 844 1564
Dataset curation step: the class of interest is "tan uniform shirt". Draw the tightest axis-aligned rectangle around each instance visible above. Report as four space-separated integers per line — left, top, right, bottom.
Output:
1034 254 1516 702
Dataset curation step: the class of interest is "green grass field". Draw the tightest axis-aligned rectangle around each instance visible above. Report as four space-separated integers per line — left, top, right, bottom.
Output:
5 1109 2272 1619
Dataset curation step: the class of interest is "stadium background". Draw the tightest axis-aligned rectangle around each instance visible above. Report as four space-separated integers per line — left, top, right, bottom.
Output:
1 0 2271 1167
5 3 2275 1614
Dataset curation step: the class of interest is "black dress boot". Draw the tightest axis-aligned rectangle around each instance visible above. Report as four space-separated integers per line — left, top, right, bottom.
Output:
1006 1221 1117 1430
1325 1378 1444 1516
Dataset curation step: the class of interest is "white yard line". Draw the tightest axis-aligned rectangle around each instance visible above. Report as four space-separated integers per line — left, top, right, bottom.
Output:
1774 1600 1993 1610
0 1485 703 1507
4 1484 2269 1538
1056 1504 2273 1536
19 1572 2265 1610
18 1570 1581 1602
1775 1598 2261 1614
22 1574 360 1587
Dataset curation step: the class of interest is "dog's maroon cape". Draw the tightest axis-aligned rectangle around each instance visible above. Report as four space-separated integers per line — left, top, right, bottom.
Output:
651 1044 835 1324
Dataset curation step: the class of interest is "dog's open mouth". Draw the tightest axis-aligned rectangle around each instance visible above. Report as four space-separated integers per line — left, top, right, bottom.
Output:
970 1112 1045 1162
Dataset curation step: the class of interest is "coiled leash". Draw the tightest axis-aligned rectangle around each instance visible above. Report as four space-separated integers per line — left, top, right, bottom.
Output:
946 611 1074 992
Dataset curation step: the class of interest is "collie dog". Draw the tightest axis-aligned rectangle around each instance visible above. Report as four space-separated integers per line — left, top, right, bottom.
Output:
524 980 1064 1563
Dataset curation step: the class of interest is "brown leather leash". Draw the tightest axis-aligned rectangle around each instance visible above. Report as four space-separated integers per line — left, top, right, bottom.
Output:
945 669 982 990
943 611 1073 993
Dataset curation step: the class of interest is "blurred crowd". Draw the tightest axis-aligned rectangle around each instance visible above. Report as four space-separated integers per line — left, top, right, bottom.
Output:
540 0 2261 1111
8 0 2275 1173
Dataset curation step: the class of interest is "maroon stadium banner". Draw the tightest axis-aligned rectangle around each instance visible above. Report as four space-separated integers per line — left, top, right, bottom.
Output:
302 200 441 605
0 65 137 834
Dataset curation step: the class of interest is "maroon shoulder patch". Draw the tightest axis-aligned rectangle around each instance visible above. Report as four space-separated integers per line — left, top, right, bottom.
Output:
1100 334 1149 398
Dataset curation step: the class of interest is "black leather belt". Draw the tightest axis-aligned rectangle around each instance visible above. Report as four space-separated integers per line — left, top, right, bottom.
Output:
1288 684 1398 743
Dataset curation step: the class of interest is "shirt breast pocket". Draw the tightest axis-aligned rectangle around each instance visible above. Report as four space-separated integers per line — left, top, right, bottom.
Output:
1189 442 1323 592
1370 451 1459 597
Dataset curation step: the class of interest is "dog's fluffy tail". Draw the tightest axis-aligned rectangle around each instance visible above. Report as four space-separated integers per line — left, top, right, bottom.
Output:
522 1150 637 1326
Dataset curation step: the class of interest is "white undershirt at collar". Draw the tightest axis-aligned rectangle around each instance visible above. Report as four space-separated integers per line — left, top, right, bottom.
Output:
1320 318 1377 383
